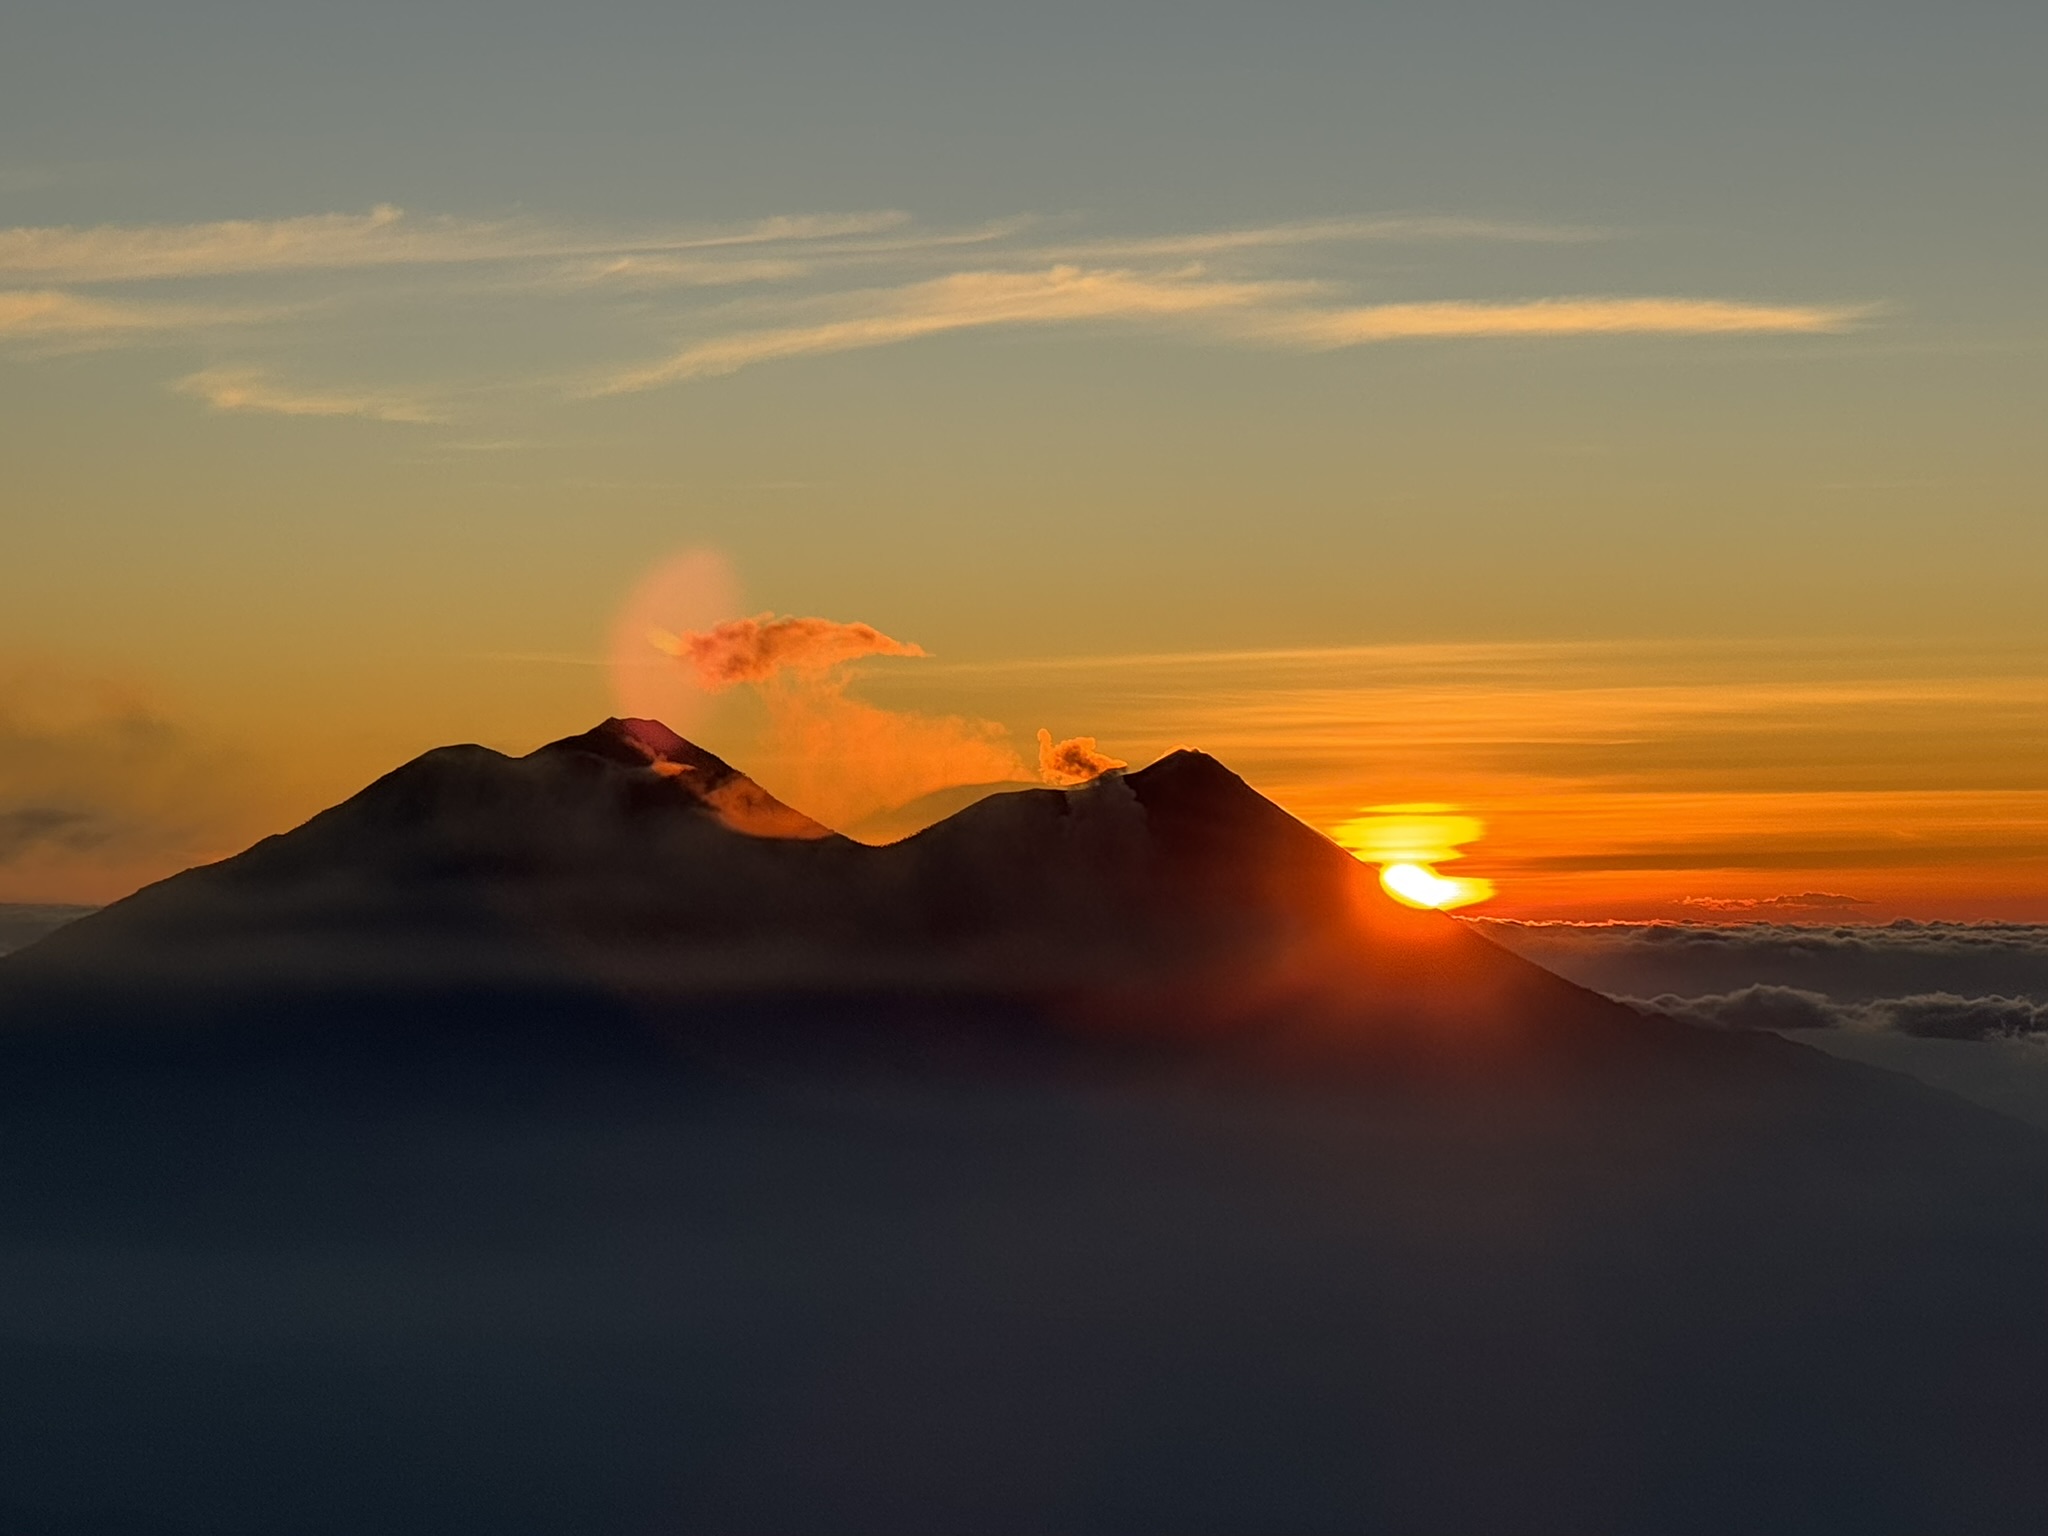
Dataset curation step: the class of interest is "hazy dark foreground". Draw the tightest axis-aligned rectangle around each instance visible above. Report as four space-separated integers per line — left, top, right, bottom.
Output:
1 987 2045 1536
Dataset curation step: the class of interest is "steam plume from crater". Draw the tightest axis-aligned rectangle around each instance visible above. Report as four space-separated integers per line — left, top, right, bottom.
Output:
1037 730 1128 786
653 610 1023 830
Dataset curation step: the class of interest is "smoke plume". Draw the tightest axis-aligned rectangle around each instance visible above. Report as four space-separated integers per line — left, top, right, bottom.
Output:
1037 730 1128 787
660 612 1024 830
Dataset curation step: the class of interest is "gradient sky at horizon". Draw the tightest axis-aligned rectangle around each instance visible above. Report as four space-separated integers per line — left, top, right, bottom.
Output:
4 0 2046 916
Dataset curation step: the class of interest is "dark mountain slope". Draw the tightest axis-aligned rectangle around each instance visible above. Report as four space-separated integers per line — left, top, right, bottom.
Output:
0 726 1552 1026
1 723 1751 1082
0 719 861 1003
0 723 2043 1534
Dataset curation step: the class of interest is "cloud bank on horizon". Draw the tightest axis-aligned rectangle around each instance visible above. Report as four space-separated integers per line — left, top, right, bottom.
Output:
1476 916 2048 1042
0 203 1870 419
1472 914 2048 1125
1634 983 2048 1040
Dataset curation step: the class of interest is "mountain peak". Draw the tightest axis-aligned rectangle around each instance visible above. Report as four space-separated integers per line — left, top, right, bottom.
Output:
1126 746 1237 790
534 718 836 841
537 716 722 772
1124 746 1333 859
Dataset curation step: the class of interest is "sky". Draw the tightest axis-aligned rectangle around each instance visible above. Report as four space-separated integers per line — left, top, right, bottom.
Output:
3 0 2046 916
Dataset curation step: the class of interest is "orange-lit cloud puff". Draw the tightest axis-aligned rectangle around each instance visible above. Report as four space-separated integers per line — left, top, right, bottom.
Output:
1037 729 1127 787
661 613 927 689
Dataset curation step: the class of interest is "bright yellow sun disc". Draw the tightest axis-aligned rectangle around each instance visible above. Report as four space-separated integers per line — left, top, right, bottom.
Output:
1380 862 1493 910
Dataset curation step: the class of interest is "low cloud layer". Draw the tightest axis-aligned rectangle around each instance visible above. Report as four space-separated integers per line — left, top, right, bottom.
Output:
1476 918 2048 1002
1628 984 2048 1040
1478 917 2048 1044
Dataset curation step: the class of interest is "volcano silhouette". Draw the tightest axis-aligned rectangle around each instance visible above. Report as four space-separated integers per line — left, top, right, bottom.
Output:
1 720 2045 1536
4 717 1668 1065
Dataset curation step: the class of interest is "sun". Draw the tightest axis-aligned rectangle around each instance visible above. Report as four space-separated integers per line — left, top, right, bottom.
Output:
1379 861 1494 910
1333 804 1497 910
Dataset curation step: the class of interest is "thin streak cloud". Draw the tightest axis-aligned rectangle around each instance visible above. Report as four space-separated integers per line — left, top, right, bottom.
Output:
0 288 254 338
1054 214 1610 259
579 256 809 289
599 265 1300 391
603 271 1868 389
1259 297 1872 346
174 367 441 424
0 206 910 284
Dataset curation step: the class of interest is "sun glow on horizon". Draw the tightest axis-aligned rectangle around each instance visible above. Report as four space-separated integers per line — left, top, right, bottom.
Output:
1379 861 1496 910
1334 804 1497 908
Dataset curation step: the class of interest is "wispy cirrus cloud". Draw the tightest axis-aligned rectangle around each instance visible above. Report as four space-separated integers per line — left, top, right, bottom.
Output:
0 205 910 285
597 264 1301 391
575 256 810 289
0 288 256 340
1047 213 1609 260
1255 296 1871 346
0 201 1878 415
173 366 441 424
0 206 1584 289
599 267 1870 390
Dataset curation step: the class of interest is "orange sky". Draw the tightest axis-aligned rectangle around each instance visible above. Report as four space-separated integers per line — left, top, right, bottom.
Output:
5 6 2045 916
6 613 2047 920
831 634 2048 923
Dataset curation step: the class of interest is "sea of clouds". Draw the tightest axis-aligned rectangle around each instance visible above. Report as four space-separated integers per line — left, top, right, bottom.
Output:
1473 917 2048 1127
1473 918 2048 1040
